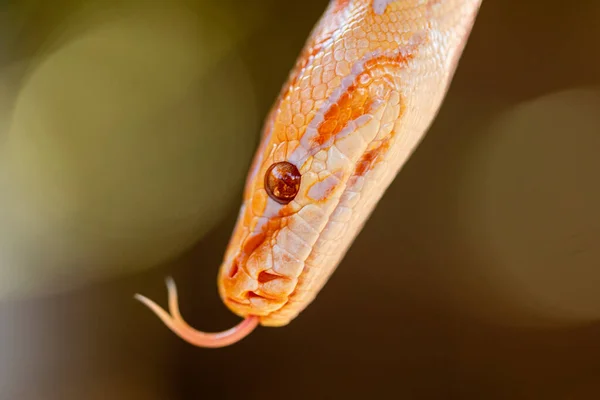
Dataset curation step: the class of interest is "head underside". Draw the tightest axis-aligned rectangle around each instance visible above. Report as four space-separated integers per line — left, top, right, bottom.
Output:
218 0 481 326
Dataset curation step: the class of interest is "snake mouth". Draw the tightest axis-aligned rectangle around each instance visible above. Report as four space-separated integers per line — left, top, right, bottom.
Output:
226 290 283 307
226 297 249 307
217 204 310 323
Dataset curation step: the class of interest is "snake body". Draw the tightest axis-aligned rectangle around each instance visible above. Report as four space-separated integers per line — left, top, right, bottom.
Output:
136 0 482 348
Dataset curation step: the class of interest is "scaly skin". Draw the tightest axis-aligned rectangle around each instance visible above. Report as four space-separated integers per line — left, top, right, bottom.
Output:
135 0 482 347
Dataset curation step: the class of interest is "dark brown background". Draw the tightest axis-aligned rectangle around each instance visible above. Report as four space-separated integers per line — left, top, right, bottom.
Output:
1 0 599 399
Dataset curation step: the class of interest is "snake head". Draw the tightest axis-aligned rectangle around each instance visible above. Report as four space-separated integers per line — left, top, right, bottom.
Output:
216 0 482 327
136 0 482 347
217 1 419 326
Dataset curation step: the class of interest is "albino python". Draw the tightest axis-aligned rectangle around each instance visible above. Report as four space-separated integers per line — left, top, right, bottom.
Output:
135 0 482 348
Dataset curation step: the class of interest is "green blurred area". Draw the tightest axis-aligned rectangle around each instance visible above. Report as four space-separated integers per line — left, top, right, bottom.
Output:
0 1 599 399
0 0 264 298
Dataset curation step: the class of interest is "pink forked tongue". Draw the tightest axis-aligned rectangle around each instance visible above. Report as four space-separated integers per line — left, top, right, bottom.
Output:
135 277 259 348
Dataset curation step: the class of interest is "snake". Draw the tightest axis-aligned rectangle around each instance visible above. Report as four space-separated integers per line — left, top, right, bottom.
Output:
135 0 482 348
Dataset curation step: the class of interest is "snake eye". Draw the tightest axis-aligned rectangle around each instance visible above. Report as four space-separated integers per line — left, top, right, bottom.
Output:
264 161 301 204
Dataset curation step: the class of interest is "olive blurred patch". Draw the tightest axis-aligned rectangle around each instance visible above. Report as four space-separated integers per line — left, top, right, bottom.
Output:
0 0 262 299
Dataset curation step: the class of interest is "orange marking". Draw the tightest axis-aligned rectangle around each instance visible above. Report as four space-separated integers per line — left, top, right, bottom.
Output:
242 232 267 256
312 51 417 147
332 0 351 13
353 87 407 177
307 170 344 202
315 80 373 146
363 50 417 70
229 206 292 282
355 136 393 176
228 260 239 278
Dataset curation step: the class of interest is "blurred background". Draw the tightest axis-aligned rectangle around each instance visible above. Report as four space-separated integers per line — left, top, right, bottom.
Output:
0 0 599 399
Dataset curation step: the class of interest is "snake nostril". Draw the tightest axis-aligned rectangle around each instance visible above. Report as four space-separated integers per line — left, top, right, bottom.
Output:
247 291 262 299
258 271 279 283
